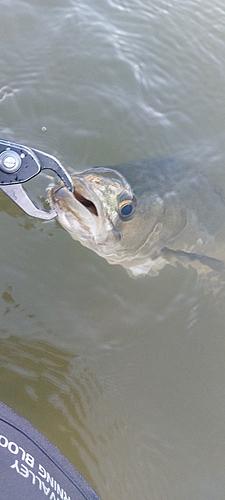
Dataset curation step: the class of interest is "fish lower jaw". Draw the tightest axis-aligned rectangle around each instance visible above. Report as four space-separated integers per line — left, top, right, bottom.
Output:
56 209 110 247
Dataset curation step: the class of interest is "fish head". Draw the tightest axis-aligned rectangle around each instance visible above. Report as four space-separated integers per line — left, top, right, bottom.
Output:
48 165 166 272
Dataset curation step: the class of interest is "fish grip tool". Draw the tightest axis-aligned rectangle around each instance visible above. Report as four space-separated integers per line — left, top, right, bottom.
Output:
0 138 74 219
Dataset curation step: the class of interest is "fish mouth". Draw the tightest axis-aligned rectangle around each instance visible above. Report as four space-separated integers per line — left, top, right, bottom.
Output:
51 178 100 219
73 186 98 216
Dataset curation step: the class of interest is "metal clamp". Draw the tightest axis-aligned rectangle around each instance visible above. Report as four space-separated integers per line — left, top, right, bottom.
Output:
0 138 74 219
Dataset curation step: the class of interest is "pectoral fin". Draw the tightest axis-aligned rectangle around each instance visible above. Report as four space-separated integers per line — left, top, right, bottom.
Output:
162 247 224 273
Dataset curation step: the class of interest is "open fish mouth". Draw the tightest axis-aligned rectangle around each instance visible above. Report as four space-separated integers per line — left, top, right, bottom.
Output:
72 186 98 216
51 179 100 218
48 174 115 247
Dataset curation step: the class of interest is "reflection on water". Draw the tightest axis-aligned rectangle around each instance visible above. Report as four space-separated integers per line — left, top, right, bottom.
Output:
1 0 225 499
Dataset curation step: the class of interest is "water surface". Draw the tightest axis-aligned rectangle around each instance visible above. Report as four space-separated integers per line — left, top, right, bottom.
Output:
1 1 225 499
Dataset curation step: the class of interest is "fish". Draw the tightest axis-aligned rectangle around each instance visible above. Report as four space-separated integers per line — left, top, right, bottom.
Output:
48 158 225 284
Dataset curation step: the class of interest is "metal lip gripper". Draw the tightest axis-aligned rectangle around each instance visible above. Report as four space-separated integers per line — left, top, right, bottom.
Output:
0 138 74 220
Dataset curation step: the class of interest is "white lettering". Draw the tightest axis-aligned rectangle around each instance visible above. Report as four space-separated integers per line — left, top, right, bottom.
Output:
20 463 29 478
35 475 42 489
35 477 51 496
64 493 71 500
10 459 20 473
0 434 34 467
29 469 36 484
25 452 34 468
41 482 51 496
46 472 55 488
38 463 46 478
39 467 70 499
56 483 64 499
19 446 26 460
10 459 71 500
0 435 8 447
8 441 19 455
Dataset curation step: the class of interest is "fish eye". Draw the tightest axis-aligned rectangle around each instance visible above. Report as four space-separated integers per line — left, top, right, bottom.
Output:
118 196 136 220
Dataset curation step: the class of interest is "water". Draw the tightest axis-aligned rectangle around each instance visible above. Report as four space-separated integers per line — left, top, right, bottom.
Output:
1 0 225 498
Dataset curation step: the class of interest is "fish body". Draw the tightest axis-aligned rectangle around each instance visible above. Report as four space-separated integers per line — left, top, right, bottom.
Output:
48 158 225 280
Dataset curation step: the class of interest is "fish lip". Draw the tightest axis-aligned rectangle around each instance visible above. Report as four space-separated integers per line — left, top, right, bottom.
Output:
51 178 102 219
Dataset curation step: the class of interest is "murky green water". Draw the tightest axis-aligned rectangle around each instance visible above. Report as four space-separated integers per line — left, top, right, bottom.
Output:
1 0 225 498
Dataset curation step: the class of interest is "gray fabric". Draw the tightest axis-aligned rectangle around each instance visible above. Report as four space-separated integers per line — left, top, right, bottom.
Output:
0 402 100 500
